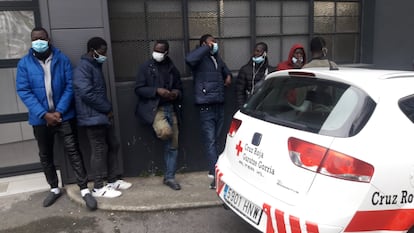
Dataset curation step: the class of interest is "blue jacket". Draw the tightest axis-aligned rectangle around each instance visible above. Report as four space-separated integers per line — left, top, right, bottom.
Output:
16 47 75 126
135 57 183 125
185 45 232 105
72 54 112 126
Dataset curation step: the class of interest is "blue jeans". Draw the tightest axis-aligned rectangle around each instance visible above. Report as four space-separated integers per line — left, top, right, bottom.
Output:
199 104 224 176
153 105 179 180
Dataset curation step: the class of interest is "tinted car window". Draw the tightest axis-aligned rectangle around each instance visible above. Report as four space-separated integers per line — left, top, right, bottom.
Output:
241 75 376 137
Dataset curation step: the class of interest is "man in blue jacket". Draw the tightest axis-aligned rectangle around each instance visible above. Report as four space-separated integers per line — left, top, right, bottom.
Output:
185 34 232 189
16 27 97 210
135 40 183 190
72 37 131 198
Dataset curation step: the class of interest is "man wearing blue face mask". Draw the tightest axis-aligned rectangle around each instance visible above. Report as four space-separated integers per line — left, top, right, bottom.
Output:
236 42 274 108
185 34 232 190
73 37 132 199
16 27 97 210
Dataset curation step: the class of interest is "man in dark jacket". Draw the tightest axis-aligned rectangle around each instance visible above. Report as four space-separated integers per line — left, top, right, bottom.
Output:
236 42 274 108
135 40 183 190
16 27 97 210
185 34 232 189
73 37 131 198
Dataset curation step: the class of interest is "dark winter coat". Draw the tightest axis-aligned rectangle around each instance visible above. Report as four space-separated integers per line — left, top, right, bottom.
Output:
235 58 274 108
185 45 232 105
135 57 183 125
72 54 112 126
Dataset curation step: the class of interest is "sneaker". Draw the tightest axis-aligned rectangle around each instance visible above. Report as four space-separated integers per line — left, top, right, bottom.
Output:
43 191 62 207
163 179 181 190
92 185 122 198
209 180 216 190
82 193 97 211
208 171 214 179
108 179 132 190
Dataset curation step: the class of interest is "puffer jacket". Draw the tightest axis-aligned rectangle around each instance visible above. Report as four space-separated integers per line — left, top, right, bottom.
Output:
16 47 75 126
72 54 112 126
185 45 232 105
235 58 274 108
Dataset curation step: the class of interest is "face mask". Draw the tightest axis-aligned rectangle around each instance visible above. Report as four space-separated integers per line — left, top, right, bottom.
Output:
292 57 303 64
252 56 265 64
94 50 107 63
32 39 49 53
211 43 218 54
152 51 166 62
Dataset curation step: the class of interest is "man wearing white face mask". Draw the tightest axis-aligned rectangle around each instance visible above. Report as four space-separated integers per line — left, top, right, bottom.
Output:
236 42 274 108
73 37 132 199
16 27 97 210
276 43 306 71
135 40 183 190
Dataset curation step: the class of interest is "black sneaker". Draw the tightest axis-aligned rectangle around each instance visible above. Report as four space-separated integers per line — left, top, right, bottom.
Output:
82 193 97 211
163 179 181 190
209 180 216 190
43 191 62 207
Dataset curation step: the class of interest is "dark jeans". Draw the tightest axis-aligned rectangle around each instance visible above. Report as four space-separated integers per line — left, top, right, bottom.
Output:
85 124 121 189
162 105 178 180
198 104 224 176
33 119 88 190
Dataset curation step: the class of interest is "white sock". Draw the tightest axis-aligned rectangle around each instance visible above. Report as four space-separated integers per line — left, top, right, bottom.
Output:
80 188 90 197
51 188 60 194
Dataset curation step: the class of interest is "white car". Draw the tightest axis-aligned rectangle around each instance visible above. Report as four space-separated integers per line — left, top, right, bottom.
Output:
215 67 414 233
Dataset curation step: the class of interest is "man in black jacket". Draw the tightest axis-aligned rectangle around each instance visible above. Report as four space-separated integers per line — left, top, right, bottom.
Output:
185 34 232 189
135 40 183 190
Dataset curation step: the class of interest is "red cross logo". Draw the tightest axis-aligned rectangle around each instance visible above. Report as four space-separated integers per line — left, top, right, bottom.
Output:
235 140 243 156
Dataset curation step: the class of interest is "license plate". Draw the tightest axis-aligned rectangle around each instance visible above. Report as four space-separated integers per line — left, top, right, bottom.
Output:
224 185 263 225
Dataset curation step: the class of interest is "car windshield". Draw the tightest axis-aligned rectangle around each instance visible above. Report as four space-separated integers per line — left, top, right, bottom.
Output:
241 75 376 137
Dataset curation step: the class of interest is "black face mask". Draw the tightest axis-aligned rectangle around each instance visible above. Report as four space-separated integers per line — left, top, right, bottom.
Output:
33 48 51 61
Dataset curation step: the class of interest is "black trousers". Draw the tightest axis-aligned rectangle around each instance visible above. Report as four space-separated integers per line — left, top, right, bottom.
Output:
85 124 121 189
33 119 88 190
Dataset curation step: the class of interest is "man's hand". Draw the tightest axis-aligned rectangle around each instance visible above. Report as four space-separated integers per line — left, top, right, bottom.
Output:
168 89 180 100
44 112 61 127
157 88 171 98
224 75 231 87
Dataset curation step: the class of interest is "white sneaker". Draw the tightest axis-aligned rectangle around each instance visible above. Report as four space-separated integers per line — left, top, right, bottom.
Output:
92 185 122 198
108 179 132 190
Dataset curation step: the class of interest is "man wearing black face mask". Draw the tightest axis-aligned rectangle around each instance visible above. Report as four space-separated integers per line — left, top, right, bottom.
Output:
16 27 97 210
135 40 183 190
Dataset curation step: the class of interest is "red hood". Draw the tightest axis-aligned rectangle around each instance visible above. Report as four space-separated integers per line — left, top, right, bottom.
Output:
277 43 306 71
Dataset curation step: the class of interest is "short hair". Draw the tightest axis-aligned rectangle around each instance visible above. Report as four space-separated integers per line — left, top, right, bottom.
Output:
255 42 268 52
31 27 49 38
155 40 169 51
310 36 326 52
199 34 213 46
86 37 107 52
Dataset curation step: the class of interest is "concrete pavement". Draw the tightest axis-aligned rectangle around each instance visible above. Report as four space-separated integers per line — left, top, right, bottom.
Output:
65 171 223 212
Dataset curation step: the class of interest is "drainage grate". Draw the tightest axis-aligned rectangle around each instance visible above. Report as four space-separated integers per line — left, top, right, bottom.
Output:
0 182 9 193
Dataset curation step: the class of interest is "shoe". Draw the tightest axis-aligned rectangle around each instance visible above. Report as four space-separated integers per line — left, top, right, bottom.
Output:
43 191 62 207
208 171 215 179
108 179 132 190
82 193 97 211
92 185 122 198
163 179 181 190
209 180 216 190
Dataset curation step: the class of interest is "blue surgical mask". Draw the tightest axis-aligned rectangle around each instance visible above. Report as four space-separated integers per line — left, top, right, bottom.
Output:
211 43 218 54
94 50 107 63
31 39 49 53
252 56 265 64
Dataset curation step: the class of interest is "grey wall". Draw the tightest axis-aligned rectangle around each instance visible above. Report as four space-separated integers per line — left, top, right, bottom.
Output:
371 0 414 70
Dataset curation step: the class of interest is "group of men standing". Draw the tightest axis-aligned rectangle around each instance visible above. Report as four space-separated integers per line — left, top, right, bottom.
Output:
15 26 336 210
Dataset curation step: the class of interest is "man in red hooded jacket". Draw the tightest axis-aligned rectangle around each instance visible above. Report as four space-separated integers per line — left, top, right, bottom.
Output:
276 43 306 71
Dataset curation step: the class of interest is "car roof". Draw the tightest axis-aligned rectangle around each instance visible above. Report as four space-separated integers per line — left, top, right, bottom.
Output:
267 67 414 100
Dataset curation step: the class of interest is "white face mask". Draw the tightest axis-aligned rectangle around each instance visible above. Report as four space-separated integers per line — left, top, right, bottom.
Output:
152 51 166 62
